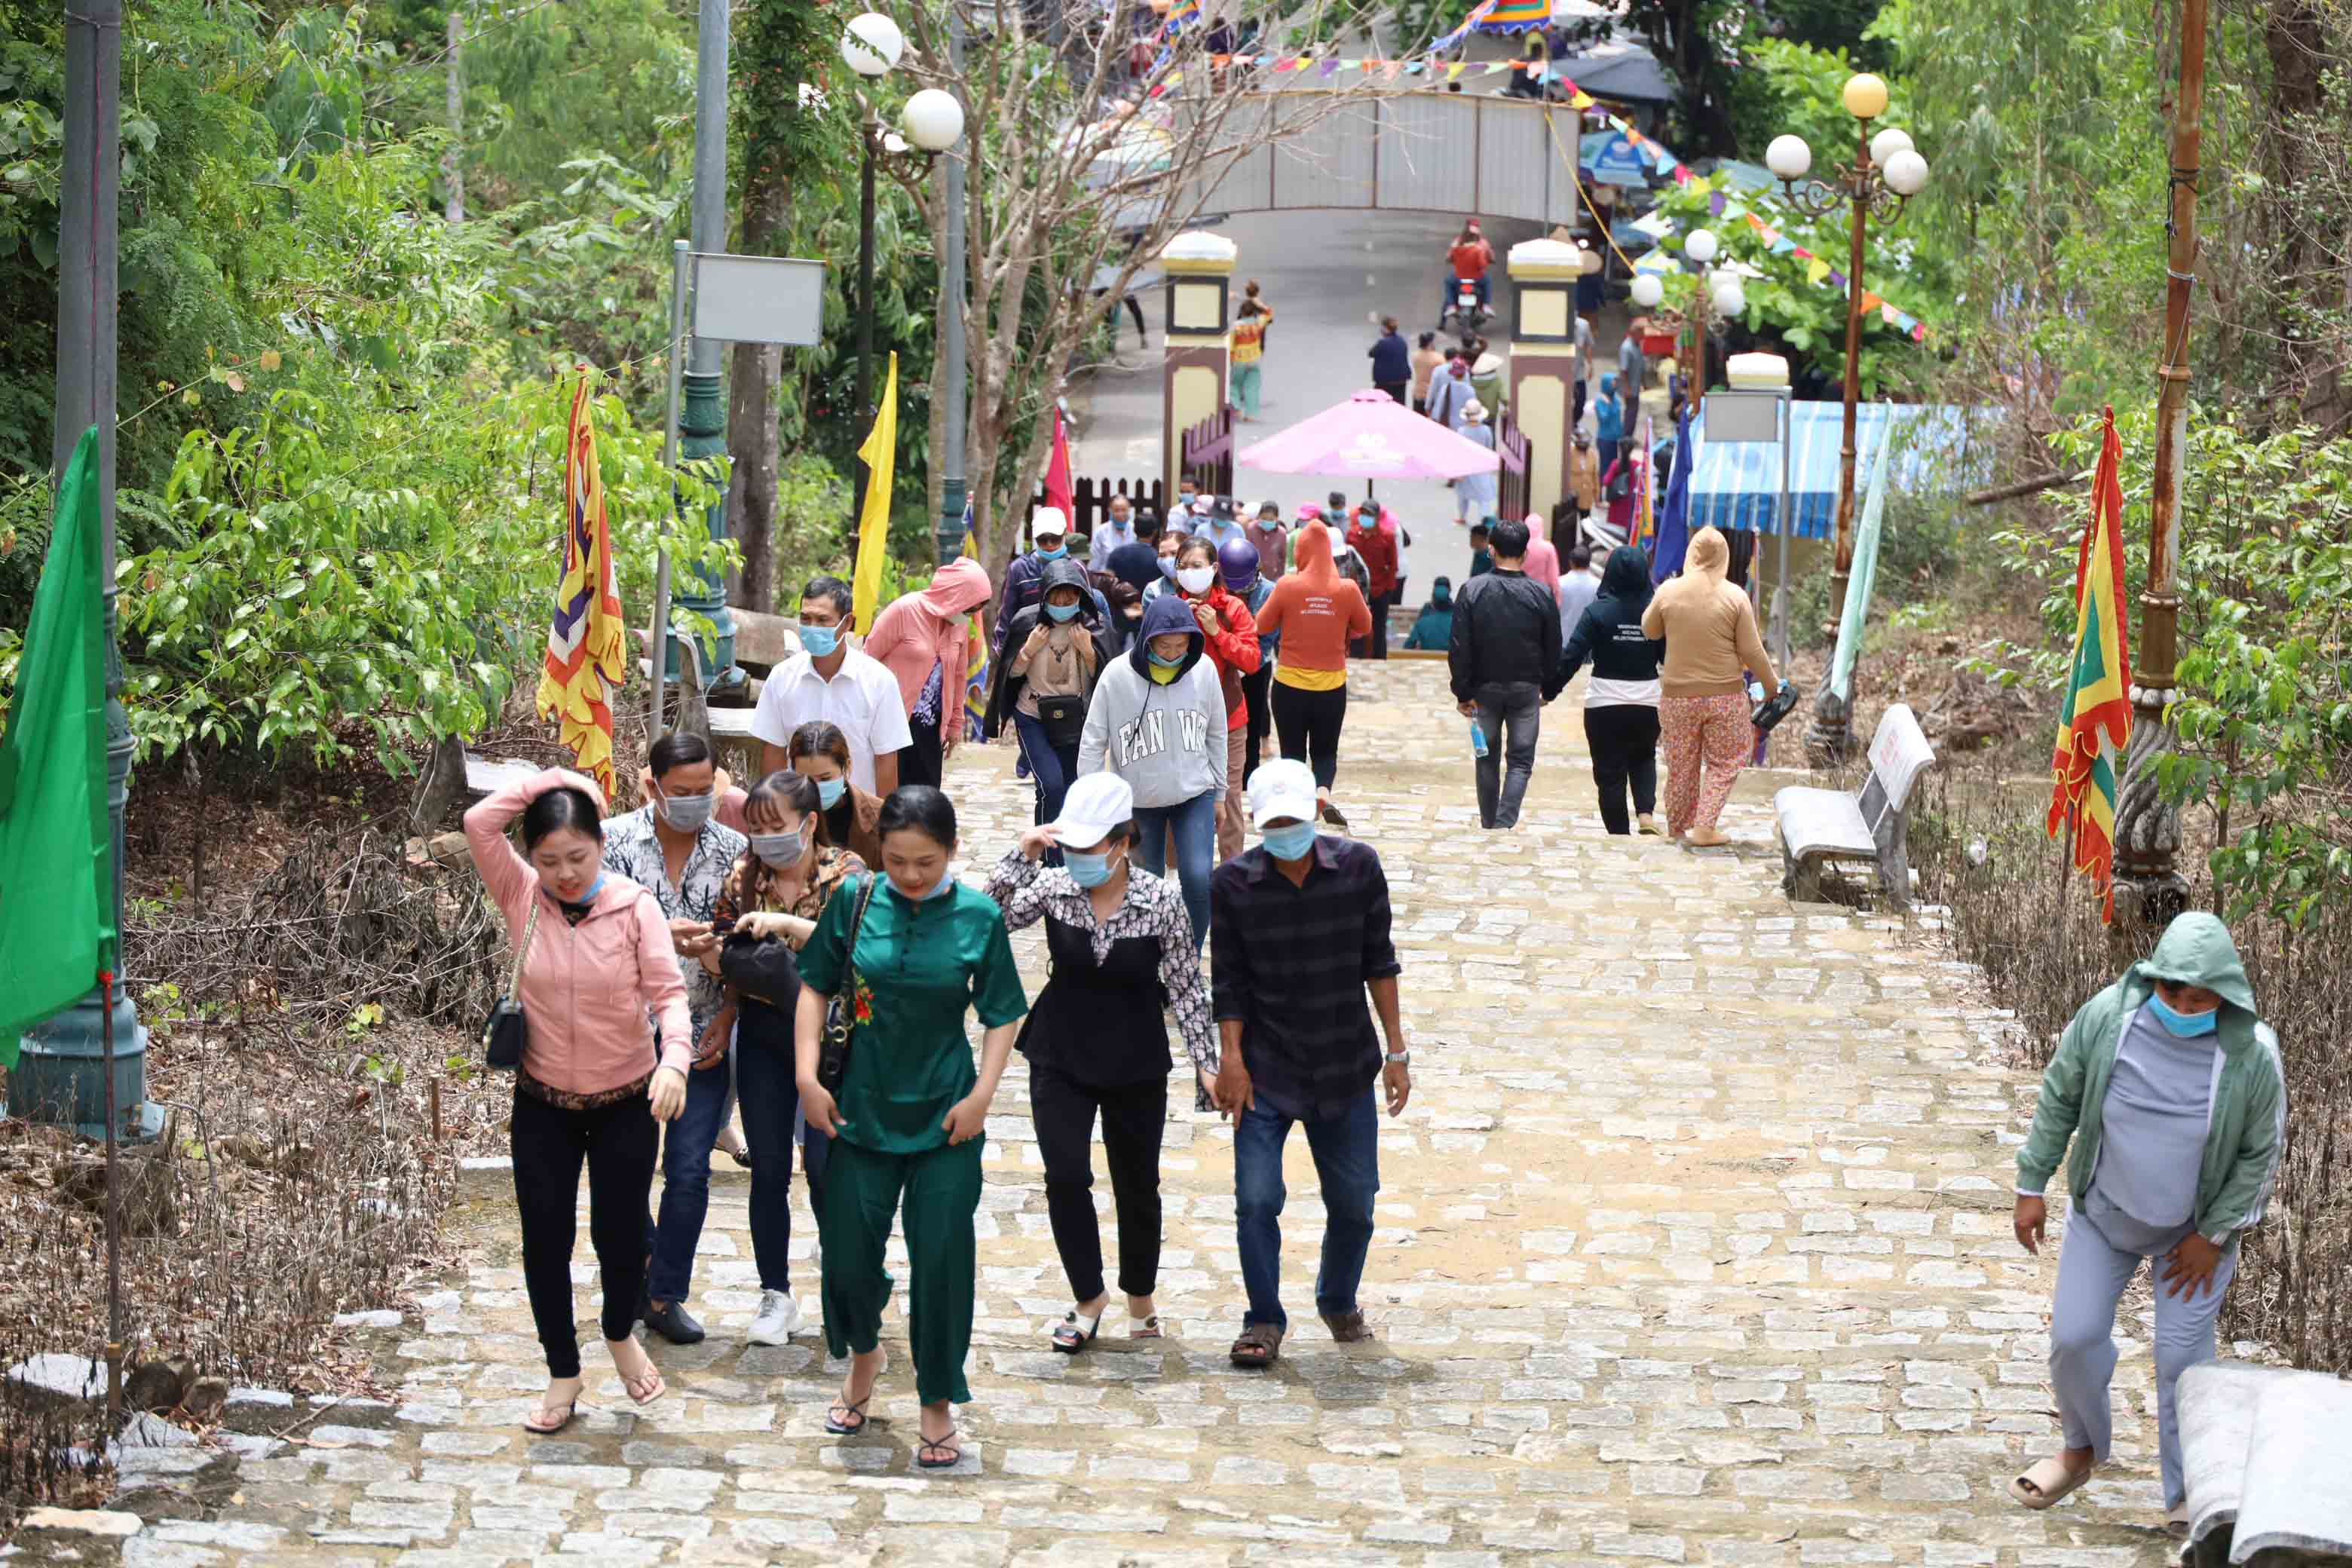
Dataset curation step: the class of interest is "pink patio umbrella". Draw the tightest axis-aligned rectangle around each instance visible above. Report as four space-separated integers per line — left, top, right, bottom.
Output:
1235 388 1501 482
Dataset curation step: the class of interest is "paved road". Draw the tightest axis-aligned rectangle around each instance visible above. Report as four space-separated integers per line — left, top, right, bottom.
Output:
1075 207 1601 608
94 661 2186 1567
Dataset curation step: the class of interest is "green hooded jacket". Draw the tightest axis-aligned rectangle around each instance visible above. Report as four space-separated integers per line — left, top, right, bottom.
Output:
2016 913 2287 1245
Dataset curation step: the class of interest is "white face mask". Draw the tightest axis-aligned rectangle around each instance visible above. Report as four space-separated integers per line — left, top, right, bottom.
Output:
1177 565 1216 595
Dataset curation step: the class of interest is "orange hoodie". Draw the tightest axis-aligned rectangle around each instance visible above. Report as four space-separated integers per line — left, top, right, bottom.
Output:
1256 523 1372 688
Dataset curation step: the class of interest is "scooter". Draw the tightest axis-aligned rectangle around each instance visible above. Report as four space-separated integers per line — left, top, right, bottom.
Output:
1440 276 1490 338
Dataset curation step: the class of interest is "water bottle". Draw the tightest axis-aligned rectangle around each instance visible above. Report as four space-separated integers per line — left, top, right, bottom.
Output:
1468 718 1490 759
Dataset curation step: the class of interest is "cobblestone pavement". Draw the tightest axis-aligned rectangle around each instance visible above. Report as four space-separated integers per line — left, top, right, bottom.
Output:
111 660 2188 1566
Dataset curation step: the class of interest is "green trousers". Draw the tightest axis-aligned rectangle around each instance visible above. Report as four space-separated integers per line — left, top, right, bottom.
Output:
819 1134 984 1406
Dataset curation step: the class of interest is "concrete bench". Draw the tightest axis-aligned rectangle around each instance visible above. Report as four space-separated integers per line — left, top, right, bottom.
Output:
1773 702 1935 909
2176 1360 2352 1565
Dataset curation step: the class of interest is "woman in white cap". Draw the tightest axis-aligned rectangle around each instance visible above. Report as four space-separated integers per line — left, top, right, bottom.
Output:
1454 400 1498 525
987 772 1217 1352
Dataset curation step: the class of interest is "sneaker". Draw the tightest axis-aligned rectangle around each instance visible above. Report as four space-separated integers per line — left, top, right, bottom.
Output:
642 1298 706 1346
747 1290 801 1346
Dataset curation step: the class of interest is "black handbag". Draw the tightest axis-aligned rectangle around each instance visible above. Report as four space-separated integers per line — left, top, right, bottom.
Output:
480 899 541 1071
817 875 880 1096
718 926 804 1011
1752 683 1802 735
1035 693 1087 749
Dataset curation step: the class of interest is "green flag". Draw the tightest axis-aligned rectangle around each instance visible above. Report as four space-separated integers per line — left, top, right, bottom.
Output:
0 426 115 1067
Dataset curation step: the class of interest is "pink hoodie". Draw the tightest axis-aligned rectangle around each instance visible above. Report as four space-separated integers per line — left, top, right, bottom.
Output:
865 557 994 717
1521 511 1562 599
464 768 692 1095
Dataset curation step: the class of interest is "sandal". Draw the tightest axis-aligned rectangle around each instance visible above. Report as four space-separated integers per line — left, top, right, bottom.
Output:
2008 1454 2091 1510
1128 1314 1164 1340
619 1364 666 1407
1229 1322 1283 1369
1050 1306 1104 1354
823 1395 871 1436
2167 1504 2191 1540
522 1395 579 1435
915 1427 963 1470
1321 1309 1375 1344
1318 800 1348 829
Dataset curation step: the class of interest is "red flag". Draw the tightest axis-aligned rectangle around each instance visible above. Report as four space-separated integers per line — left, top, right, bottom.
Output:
1044 405 1076 522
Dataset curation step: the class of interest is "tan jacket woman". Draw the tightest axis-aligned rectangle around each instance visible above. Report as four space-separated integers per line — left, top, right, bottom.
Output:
1640 528 1780 846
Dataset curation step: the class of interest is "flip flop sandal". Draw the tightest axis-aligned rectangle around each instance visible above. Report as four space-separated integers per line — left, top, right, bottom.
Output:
726 1144 754 1169
1128 1315 1164 1340
1318 801 1349 829
522 1398 579 1435
1051 1307 1104 1353
916 1429 963 1470
2167 1504 2191 1540
620 1365 666 1407
823 1395 872 1436
2009 1455 2090 1510
1229 1323 1283 1369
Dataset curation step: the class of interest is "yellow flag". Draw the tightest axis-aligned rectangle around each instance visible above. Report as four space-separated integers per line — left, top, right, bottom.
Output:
851 352 898 632
1806 258 1830 285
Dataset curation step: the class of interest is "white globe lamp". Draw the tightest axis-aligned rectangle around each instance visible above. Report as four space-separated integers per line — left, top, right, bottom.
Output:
841 12 904 77
1870 127 1914 165
1842 72 1889 121
902 88 965 152
1882 148 1929 197
1711 280 1747 319
1685 227 1720 265
1629 272 1663 308
1766 134 1811 182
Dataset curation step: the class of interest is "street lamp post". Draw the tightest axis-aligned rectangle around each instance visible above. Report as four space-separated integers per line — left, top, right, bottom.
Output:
841 13 968 560
679 0 740 692
1765 74 1928 764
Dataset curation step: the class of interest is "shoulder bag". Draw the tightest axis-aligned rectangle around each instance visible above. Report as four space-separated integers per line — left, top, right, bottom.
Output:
816 874 880 1096
480 898 541 1071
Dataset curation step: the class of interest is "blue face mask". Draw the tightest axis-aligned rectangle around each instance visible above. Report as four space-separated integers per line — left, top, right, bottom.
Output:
559 871 607 908
816 776 848 809
1158 556 1178 578
1036 542 1067 561
1148 648 1187 668
1262 822 1318 861
1046 600 1082 623
1063 849 1116 889
799 621 841 658
2148 993 2221 1037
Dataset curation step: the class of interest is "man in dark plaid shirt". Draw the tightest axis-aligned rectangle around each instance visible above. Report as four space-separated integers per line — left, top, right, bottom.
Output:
1209 759 1411 1369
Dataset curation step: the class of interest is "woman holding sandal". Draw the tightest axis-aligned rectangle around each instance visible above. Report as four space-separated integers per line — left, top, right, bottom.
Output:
462 767 691 1435
793 786 1028 1469
985 773 1217 1352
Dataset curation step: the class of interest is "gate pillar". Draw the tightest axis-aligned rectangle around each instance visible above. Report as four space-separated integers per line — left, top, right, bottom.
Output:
1504 237 1585 526
1159 230 1237 501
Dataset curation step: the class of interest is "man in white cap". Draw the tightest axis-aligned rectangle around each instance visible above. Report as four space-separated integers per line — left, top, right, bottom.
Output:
994 506 1076 660
1209 759 1410 1371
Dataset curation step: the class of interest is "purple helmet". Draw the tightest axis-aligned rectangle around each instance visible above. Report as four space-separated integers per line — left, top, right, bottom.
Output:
1217 537 1260 592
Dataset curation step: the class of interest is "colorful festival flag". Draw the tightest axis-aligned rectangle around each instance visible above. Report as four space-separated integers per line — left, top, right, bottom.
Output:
0 427 113 1067
534 376 629 797
1043 405 1076 523
851 352 899 632
2046 406 2135 920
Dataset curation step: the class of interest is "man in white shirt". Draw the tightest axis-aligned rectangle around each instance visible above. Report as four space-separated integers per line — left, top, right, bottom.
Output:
751 574 911 796
1089 492 1137 572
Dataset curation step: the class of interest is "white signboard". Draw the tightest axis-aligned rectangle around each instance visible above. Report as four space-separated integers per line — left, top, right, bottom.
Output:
1704 389 1783 443
691 254 825 346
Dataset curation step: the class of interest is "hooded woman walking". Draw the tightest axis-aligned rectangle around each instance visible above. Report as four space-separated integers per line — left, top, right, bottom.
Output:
985 557 1116 831
864 558 994 790
1077 593 1230 948
1255 520 1372 829
1520 510 1562 600
1559 544 1665 834
1404 576 1454 650
1453 401 1499 525
1165 534 1262 859
1641 527 1778 847
2008 913 2285 1538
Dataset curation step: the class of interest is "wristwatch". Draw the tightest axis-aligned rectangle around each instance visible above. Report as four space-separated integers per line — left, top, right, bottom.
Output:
1384 1049 1410 1066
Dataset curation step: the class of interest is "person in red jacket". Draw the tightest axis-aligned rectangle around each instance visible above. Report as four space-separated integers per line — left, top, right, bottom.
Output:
1169 533 1262 859
1345 503 1403 661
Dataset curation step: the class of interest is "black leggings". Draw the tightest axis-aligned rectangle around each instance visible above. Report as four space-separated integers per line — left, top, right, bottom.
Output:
1240 664 1274 783
1030 1064 1166 1303
510 1085 659 1378
1583 703 1660 835
899 710 945 790
1272 680 1349 790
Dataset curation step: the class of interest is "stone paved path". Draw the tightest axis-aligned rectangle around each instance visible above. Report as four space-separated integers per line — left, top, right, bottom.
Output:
113 660 2188 1566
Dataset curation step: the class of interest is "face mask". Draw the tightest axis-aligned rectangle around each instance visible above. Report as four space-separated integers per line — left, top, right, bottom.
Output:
816 776 847 809
1177 565 1216 595
1036 542 1067 561
1064 848 1119 889
2148 993 2221 1038
896 871 955 902
657 791 714 832
553 870 606 908
1148 647 1187 669
799 621 841 658
1046 601 1082 623
1262 822 1318 861
1158 556 1178 579
749 828 805 868
1179 492 1196 509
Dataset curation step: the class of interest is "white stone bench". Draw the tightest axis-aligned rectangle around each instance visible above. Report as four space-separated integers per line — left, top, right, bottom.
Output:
1773 703 1935 909
2176 1360 2352 1566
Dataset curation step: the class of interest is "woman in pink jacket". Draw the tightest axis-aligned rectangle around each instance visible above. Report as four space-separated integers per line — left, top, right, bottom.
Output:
1521 511 1563 599
862 557 994 790
465 767 693 1435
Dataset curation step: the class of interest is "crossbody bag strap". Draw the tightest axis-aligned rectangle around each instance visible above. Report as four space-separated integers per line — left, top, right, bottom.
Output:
841 873 879 1002
503 898 541 1004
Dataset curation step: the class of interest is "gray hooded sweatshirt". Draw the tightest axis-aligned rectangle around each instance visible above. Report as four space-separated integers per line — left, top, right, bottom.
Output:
1077 592 1228 810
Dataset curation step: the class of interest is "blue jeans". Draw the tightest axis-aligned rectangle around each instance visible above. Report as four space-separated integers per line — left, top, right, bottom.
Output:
1233 1088 1380 1331
644 1042 730 1305
1012 711 1080 832
1131 789 1217 949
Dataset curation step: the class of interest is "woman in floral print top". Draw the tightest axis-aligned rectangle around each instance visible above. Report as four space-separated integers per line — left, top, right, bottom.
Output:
984 772 1217 1354
703 770 865 1347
